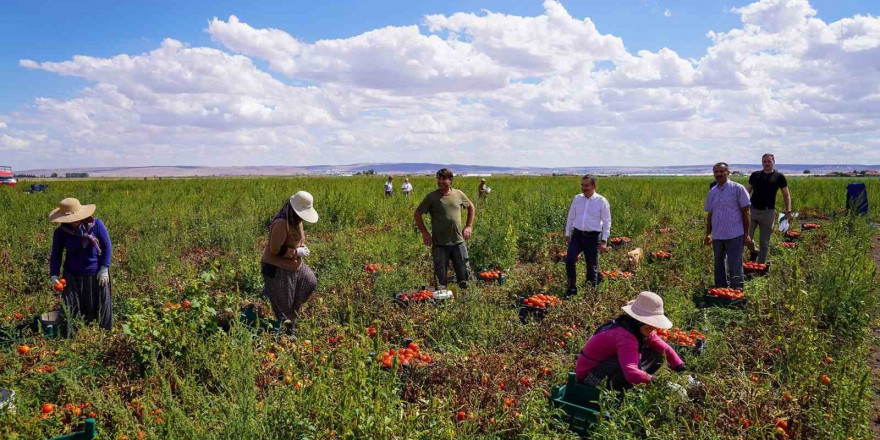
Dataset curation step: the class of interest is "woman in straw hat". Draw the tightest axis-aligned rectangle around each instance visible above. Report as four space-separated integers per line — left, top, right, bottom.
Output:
261 191 319 337
575 291 686 389
48 198 113 330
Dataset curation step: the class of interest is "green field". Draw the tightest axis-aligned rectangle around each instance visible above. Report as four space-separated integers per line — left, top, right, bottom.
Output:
0 176 878 439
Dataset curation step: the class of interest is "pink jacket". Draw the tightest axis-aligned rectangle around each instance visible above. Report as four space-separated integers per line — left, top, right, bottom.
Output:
575 326 684 384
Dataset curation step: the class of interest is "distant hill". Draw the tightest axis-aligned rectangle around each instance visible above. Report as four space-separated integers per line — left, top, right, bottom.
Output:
17 163 880 178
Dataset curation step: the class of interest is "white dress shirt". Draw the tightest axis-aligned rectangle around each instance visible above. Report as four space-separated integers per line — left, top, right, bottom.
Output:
565 192 612 241
401 182 413 192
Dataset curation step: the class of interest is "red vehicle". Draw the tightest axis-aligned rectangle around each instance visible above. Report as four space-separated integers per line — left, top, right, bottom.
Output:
0 166 16 187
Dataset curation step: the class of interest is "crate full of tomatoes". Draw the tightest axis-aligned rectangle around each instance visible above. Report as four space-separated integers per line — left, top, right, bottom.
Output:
701 287 747 308
743 261 769 277
377 341 433 371
607 236 632 248
778 241 796 250
477 268 506 285
784 230 803 241
518 293 562 323
801 222 820 230
394 288 452 308
656 328 706 357
599 270 633 282
648 250 671 262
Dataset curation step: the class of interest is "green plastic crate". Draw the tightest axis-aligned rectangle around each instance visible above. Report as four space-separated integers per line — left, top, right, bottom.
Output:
45 418 96 440
549 373 601 434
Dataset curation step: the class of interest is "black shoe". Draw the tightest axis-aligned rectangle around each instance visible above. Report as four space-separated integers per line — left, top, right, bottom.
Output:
749 251 758 262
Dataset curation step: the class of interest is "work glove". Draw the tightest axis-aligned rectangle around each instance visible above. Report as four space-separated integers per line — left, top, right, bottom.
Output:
50 275 59 286
295 246 310 257
97 266 110 287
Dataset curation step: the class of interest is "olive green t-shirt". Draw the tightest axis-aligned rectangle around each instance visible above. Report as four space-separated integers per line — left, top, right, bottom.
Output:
417 189 473 245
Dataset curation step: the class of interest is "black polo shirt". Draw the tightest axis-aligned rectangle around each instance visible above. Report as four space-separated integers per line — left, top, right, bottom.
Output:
748 170 787 210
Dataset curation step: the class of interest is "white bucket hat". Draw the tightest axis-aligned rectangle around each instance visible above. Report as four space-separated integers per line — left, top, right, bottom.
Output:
48 198 96 223
290 191 319 224
621 291 673 329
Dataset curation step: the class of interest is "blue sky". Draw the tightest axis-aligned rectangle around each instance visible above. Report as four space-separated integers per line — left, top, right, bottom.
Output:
1 0 878 168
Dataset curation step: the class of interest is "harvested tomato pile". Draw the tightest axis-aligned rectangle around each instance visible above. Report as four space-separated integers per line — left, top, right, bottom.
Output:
659 228 676 234
600 270 632 280
364 263 392 274
522 293 562 309
785 230 802 238
708 287 744 299
656 328 705 347
802 223 820 230
398 289 433 302
779 242 796 249
651 250 671 260
478 269 504 281
609 236 631 245
743 262 768 271
378 342 432 369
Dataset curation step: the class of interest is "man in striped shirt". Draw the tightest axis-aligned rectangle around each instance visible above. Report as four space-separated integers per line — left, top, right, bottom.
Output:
703 162 753 290
564 174 612 295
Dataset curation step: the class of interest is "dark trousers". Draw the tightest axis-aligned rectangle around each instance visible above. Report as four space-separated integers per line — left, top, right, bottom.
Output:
432 242 471 288
712 235 744 290
582 346 663 390
566 229 600 293
62 272 113 332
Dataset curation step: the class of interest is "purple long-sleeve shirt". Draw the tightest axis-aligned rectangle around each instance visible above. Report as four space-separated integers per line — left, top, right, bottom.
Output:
50 218 112 276
575 326 684 384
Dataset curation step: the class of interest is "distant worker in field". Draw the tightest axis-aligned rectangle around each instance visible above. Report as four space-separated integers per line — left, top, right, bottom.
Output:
262 191 319 338
564 174 611 295
401 178 413 197
415 168 475 289
747 153 792 263
477 178 490 199
576 291 688 389
48 198 113 330
384 176 394 197
704 162 752 290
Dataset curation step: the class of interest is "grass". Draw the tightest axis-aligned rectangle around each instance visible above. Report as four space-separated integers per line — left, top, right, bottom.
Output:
0 175 878 439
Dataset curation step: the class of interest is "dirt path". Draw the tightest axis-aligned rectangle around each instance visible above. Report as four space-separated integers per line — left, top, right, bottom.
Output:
870 229 880 438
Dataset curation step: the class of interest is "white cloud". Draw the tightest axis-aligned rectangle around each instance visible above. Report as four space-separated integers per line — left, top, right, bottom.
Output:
664 9 672 18
3 0 879 168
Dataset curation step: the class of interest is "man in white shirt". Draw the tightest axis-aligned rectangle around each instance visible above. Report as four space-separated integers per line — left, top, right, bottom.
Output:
384 176 393 197
401 178 413 197
564 174 612 294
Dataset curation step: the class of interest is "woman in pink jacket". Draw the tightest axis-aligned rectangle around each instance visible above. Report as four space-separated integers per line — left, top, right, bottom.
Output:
576 291 685 390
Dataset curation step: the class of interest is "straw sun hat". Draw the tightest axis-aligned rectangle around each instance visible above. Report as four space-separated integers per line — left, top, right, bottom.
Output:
289 191 319 224
621 291 673 329
48 198 96 223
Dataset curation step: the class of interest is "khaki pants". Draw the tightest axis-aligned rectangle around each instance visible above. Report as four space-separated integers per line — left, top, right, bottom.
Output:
749 208 775 263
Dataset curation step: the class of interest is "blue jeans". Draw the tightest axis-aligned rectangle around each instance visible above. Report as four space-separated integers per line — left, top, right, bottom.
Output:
712 235 744 289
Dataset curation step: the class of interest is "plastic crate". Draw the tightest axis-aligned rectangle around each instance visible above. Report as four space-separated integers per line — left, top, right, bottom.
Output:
549 372 601 435
239 304 280 332
698 293 747 309
669 338 706 359
476 269 507 285
44 418 96 440
517 297 548 323
743 262 770 279
647 251 672 263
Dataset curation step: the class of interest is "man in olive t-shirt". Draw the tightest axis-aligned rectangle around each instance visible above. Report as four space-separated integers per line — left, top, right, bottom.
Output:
415 168 476 288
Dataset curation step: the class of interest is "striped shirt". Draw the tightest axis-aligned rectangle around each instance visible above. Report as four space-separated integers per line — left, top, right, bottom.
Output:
565 192 612 241
704 180 751 240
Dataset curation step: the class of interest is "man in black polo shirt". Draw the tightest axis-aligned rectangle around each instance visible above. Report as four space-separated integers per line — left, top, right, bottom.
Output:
747 153 792 263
